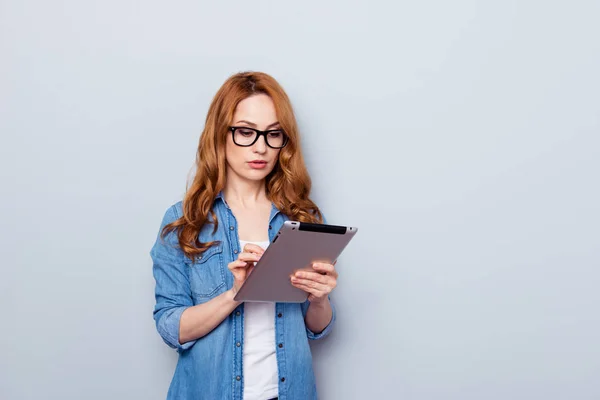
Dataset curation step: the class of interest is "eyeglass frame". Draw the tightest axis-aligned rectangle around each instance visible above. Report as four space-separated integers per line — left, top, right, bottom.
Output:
228 126 289 149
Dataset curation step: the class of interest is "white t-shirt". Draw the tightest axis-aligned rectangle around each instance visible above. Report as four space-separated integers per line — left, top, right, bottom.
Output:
239 239 279 400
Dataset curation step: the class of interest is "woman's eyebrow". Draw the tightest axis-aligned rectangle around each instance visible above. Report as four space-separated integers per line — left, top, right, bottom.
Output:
235 120 280 129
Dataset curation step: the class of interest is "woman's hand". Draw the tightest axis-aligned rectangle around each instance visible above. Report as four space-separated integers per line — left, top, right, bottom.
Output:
228 244 265 295
290 262 338 303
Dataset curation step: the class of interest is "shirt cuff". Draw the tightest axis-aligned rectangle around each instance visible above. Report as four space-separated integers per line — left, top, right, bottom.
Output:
156 306 196 352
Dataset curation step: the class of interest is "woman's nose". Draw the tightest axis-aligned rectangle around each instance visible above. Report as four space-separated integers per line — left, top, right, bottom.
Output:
253 135 268 152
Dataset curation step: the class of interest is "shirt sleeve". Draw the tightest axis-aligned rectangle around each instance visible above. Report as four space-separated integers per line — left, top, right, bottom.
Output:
150 205 197 352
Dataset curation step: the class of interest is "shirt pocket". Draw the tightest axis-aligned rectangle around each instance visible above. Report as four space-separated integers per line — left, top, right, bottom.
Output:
186 242 226 301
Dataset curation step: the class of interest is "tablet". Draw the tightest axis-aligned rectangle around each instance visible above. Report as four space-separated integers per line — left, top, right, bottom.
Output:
233 221 358 303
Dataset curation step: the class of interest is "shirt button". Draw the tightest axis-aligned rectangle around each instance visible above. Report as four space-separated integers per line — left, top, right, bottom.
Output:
269 225 272 230
278 343 283 348
236 311 241 316
234 249 239 254
277 313 283 318
236 376 241 381
280 377 285 382
230 226 235 231
236 342 241 347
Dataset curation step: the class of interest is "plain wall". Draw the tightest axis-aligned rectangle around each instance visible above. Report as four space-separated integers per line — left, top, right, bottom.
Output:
1 1 599 399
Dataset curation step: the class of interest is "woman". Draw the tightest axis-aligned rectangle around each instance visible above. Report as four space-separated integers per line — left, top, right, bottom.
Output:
151 71 338 400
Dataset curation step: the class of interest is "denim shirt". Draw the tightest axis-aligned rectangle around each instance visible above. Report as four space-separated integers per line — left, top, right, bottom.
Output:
150 193 336 400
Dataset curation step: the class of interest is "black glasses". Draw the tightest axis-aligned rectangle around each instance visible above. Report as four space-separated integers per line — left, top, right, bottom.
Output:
229 126 289 149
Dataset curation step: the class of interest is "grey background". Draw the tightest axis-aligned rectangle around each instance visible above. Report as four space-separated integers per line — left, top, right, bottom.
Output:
1 0 599 399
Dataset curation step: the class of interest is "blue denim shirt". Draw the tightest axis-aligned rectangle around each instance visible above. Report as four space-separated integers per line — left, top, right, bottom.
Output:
151 193 336 400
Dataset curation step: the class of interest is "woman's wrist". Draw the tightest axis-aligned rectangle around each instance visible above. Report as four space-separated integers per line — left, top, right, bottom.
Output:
309 296 329 308
226 288 242 305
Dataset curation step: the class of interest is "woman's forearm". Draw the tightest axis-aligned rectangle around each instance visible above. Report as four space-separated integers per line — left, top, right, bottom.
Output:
179 289 241 344
305 298 333 334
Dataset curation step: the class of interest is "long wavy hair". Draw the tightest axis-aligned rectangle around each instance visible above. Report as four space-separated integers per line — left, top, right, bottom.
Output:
162 71 323 261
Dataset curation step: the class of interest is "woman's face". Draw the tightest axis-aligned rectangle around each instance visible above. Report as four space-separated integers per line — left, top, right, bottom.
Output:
225 94 283 183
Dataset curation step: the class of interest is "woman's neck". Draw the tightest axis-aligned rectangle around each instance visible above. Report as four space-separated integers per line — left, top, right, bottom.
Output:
222 176 269 209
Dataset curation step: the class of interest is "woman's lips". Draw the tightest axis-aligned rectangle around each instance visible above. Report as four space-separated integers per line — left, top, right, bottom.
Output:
248 161 268 169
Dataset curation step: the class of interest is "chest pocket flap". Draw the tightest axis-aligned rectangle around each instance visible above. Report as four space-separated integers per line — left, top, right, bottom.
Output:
186 242 226 300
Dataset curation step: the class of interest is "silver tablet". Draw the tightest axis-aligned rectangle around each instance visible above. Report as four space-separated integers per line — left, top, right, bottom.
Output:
233 221 358 303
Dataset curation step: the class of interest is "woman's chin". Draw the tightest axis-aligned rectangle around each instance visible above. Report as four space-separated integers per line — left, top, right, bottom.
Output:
239 170 272 182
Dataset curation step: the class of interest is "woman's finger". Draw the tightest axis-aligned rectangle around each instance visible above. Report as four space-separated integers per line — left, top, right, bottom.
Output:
295 271 334 286
312 262 338 277
292 282 326 299
228 260 251 271
291 277 330 294
290 280 319 294
237 252 261 263
242 243 265 255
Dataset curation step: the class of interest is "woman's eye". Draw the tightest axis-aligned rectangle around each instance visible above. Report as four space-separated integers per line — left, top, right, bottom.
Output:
268 131 282 138
238 129 255 137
